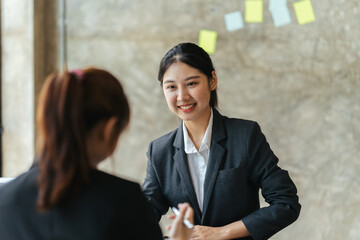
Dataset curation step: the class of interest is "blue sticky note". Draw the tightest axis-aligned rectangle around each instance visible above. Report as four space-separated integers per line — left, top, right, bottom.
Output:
269 0 288 11
270 6 291 27
224 11 244 32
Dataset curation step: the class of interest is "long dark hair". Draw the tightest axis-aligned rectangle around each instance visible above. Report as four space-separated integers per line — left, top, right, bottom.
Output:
36 68 130 211
158 42 218 108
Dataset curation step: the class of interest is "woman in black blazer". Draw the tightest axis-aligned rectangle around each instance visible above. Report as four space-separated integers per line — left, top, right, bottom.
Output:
0 68 193 240
142 43 301 240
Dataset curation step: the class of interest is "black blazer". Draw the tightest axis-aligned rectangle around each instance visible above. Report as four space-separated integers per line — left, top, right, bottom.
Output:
0 165 163 240
142 109 301 240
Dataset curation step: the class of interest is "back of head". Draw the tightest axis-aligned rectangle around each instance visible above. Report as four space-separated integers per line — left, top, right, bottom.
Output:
36 67 130 211
158 42 218 108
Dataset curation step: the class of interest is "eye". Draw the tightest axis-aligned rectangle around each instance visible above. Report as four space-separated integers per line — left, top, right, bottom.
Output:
165 85 176 90
187 81 198 87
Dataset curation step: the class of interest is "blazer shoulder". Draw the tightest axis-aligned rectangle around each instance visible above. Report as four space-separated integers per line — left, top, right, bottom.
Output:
88 171 149 209
148 128 178 152
221 114 259 133
91 170 140 191
0 166 38 201
151 128 178 145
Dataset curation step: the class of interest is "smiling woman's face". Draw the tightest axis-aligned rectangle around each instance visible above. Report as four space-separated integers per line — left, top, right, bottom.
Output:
162 61 217 125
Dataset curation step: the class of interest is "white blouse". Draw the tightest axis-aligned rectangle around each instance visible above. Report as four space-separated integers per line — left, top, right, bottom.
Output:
182 109 213 212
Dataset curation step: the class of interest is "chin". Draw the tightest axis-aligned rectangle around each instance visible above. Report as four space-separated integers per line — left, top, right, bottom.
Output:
179 114 197 122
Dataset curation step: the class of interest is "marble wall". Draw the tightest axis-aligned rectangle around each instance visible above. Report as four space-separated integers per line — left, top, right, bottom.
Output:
2 0 359 239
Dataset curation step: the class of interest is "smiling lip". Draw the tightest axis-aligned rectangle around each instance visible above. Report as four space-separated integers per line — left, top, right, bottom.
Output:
178 103 196 112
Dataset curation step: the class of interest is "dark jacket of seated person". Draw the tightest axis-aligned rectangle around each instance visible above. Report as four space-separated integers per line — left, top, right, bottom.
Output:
0 165 163 240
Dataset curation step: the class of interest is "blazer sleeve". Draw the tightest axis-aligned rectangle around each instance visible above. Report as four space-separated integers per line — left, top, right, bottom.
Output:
241 122 301 240
142 141 170 222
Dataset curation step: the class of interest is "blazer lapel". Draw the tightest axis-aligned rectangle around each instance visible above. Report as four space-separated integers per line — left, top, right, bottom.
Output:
201 109 226 223
173 123 202 222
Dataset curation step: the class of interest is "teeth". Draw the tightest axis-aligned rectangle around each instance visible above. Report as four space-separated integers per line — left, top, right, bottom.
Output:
179 104 195 110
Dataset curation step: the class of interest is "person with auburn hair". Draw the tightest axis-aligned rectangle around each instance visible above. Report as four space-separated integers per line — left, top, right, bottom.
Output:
142 43 301 240
0 68 193 240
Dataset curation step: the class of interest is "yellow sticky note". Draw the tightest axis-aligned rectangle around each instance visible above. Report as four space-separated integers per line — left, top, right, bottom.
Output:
245 0 263 23
198 30 217 55
294 0 316 25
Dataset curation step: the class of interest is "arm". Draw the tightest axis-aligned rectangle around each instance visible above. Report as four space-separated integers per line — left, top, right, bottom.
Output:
241 122 301 239
169 203 194 240
192 220 250 240
142 141 170 221
192 122 300 240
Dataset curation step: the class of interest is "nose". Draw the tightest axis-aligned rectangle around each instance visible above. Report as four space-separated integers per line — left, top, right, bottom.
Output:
177 86 190 101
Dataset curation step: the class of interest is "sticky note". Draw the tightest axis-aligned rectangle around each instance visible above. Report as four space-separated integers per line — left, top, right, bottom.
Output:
198 30 217 54
293 0 316 25
269 0 291 27
245 0 263 23
271 8 291 27
224 11 244 32
269 0 287 11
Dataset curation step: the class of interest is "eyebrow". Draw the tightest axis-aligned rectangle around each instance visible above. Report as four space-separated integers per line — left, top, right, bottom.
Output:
163 75 201 84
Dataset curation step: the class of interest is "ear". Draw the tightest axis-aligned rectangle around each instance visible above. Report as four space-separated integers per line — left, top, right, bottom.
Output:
210 71 218 91
103 117 120 145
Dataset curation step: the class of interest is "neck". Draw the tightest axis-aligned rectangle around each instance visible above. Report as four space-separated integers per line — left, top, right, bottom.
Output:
184 107 212 150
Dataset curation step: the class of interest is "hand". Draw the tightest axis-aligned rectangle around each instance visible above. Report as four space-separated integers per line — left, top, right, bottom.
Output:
169 203 194 240
191 225 224 240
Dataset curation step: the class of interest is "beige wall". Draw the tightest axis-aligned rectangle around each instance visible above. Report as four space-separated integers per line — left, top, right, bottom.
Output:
2 0 360 239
